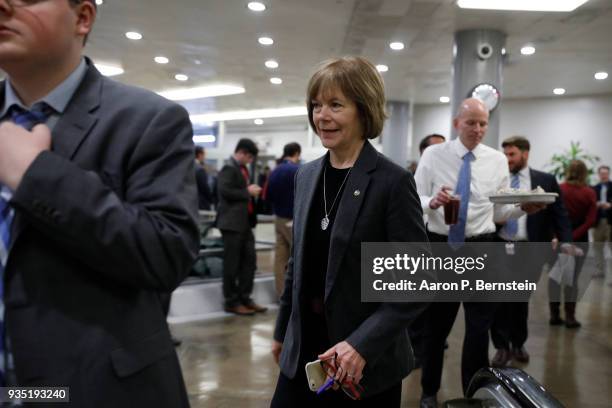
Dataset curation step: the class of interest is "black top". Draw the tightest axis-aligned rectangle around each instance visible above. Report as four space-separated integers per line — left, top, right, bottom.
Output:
302 161 351 303
300 159 351 357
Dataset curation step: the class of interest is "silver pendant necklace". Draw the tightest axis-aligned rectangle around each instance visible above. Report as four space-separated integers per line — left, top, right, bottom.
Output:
321 164 352 230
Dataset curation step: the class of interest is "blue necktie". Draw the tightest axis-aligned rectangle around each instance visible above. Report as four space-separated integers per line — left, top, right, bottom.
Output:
0 103 52 384
504 173 520 239
448 151 475 248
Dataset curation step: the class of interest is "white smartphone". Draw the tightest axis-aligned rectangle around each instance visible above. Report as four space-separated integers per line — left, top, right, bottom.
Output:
305 359 328 392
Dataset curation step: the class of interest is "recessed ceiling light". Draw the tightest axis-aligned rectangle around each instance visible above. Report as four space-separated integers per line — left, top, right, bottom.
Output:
175 74 189 81
520 45 535 55
254 119 264 125
439 96 450 103
194 60 202 65
501 47 507 55
247 2 266 12
265 60 279 69
389 42 405 51
95 0 103 5
258 37 274 46
193 135 217 144
190 106 307 123
376 64 389 73
457 0 589 12
270 77 282 85
553 88 566 95
158 85 245 101
94 63 124 77
154 56 169 64
125 31 142 40
594 72 609 80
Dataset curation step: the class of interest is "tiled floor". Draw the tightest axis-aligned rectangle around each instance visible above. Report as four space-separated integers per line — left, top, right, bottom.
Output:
173 257 612 407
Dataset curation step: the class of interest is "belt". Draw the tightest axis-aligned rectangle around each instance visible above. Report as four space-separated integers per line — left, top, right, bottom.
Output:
427 231 497 243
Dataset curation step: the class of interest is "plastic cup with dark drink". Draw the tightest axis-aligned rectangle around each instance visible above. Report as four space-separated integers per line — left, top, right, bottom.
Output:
444 194 461 225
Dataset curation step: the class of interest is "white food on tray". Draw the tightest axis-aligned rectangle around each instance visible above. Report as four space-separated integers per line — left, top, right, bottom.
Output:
489 185 558 204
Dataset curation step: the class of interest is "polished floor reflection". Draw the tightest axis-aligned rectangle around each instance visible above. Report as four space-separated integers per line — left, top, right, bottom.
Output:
173 267 612 407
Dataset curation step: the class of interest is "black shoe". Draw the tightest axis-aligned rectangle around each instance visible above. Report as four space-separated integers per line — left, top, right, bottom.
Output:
549 316 565 326
243 301 268 313
224 304 256 316
491 348 512 367
512 346 530 363
420 394 438 408
565 318 581 329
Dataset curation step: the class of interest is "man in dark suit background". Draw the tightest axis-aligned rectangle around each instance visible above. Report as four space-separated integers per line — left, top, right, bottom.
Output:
216 138 267 315
195 146 214 210
592 165 612 278
491 136 573 367
0 1 199 406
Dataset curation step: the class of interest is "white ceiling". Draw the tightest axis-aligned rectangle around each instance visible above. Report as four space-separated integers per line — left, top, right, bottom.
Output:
88 0 612 119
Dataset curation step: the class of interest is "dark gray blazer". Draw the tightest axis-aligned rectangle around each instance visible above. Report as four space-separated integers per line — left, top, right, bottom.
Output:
4 59 199 407
527 168 572 243
215 157 254 232
274 141 429 397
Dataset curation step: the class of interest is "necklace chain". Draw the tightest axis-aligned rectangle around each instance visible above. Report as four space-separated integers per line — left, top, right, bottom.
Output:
321 164 352 230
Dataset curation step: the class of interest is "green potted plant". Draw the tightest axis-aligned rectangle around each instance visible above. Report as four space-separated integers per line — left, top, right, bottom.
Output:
548 141 600 181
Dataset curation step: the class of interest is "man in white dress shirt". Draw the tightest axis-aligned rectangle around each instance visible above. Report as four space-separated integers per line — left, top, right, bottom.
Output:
414 99 544 408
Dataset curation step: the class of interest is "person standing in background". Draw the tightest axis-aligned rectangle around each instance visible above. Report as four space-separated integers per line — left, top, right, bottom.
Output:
490 136 572 367
592 165 612 278
550 160 597 328
266 142 301 298
195 146 214 211
216 138 268 315
0 1 199 405
419 134 446 156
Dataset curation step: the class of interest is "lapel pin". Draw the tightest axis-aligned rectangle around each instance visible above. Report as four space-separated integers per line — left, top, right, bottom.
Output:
353 189 361 197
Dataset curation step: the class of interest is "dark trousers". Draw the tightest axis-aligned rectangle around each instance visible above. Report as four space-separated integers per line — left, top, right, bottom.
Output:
491 302 528 350
421 301 495 396
221 229 256 308
490 242 537 351
270 371 401 408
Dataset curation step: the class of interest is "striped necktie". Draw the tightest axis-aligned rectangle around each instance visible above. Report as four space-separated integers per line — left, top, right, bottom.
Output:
0 102 53 384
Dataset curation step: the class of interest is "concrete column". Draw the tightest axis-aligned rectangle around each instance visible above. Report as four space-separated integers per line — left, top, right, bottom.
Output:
382 101 411 167
451 29 506 148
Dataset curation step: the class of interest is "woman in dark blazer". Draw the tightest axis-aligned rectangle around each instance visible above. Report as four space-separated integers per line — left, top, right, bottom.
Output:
270 57 429 407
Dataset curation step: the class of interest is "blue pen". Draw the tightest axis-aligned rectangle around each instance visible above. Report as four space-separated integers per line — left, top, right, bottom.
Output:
316 377 335 395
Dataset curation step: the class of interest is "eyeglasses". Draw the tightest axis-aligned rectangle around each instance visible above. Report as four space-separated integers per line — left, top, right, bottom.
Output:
320 357 365 400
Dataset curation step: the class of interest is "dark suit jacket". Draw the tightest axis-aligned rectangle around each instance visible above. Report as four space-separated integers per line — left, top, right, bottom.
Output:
593 181 612 223
215 157 256 231
4 59 199 407
273 141 429 397
527 168 573 243
195 164 213 210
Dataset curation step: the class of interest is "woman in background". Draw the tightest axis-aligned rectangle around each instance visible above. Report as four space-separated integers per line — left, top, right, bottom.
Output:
550 160 597 328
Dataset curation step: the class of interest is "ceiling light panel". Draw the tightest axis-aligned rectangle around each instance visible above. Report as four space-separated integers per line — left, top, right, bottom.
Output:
158 85 245 101
190 106 307 123
456 0 590 12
